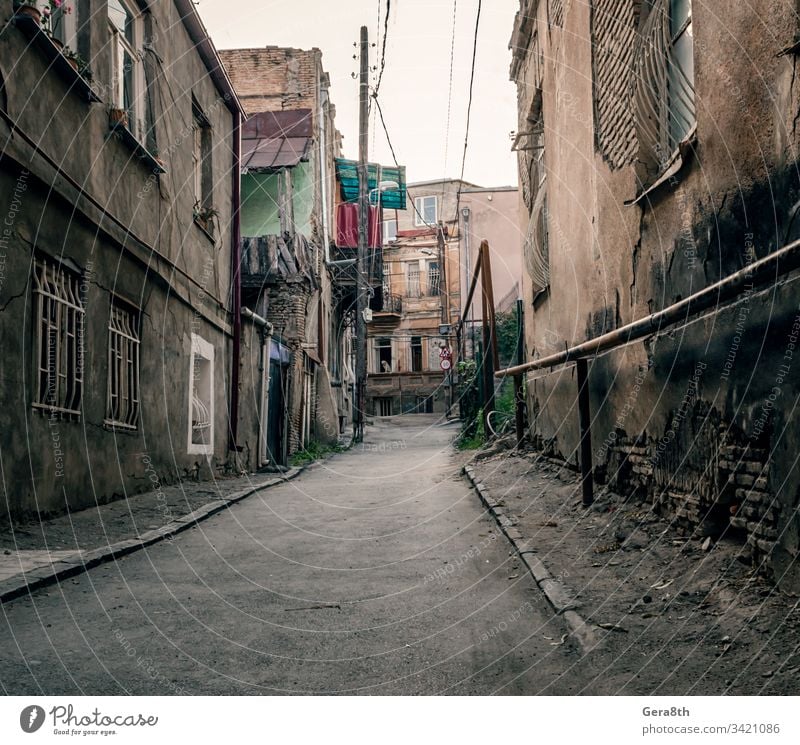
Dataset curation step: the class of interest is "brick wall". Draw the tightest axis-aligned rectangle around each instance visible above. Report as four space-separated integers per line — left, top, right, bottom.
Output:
218 47 321 116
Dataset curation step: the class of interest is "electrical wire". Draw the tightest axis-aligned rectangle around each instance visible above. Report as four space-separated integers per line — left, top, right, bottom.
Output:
453 0 482 224
374 0 391 100
440 0 458 205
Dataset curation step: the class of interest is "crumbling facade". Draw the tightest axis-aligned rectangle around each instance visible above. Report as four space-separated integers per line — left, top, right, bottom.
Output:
0 0 243 519
510 0 800 588
220 46 346 461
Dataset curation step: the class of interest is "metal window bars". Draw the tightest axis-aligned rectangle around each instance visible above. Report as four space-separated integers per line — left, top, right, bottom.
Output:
633 0 696 171
106 301 140 429
191 392 211 444
33 256 85 417
427 262 441 296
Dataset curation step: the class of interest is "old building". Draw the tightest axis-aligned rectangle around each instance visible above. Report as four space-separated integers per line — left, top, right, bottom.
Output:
0 0 244 519
510 0 800 588
219 46 346 462
367 179 522 416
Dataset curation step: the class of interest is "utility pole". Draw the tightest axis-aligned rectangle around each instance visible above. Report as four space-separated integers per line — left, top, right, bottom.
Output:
353 25 369 443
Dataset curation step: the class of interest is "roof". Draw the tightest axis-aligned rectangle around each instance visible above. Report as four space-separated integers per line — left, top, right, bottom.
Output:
173 0 244 116
241 110 313 170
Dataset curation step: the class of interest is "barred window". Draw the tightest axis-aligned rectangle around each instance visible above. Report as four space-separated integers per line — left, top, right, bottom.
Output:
549 0 564 28
633 0 695 179
188 333 215 455
106 299 140 429
32 256 85 417
427 260 441 296
407 263 420 298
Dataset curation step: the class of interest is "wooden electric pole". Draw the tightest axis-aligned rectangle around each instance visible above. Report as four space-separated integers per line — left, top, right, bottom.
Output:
353 25 369 443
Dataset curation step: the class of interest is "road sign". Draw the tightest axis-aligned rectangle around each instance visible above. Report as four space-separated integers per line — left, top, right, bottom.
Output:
440 358 452 371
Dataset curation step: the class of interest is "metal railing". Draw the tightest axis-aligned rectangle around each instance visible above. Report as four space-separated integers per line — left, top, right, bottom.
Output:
493 237 800 506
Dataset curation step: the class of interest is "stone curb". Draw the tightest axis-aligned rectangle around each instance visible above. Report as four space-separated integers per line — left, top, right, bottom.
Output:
462 464 600 654
0 467 304 605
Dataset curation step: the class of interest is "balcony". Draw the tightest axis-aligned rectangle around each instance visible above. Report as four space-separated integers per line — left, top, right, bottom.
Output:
328 245 383 288
368 291 402 328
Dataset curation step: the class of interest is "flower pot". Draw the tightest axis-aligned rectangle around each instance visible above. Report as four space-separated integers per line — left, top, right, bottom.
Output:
67 56 79 72
109 108 128 129
51 37 64 51
15 3 42 24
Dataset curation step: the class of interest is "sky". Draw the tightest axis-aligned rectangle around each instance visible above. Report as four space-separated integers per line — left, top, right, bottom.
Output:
196 0 520 188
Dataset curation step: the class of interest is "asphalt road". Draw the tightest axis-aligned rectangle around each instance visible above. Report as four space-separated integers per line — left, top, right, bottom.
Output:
0 416 582 695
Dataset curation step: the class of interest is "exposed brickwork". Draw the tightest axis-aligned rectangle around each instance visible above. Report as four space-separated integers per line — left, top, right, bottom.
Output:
219 47 322 117
591 0 640 169
603 410 780 575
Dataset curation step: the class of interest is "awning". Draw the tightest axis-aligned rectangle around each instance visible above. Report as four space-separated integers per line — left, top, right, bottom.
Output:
242 110 313 171
335 159 407 209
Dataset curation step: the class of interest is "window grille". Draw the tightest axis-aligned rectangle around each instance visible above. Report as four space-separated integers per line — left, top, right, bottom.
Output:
106 300 140 429
32 256 85 417
427 261 441 296
549 0 564 27
524 191 550 298
633 0 695 176
407 264 421 298
188 334 214 455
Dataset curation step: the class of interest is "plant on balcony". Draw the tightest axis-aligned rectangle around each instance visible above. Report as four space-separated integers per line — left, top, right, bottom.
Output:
13 1 42 24
41 0 72 39
109 107 129 129
63 46 89 77
194 204 219 234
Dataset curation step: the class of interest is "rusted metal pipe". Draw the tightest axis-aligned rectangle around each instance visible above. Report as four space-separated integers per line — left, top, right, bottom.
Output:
495 237 800 379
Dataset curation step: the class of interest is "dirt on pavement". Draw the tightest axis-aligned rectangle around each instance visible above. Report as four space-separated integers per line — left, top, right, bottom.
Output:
466 444 800 695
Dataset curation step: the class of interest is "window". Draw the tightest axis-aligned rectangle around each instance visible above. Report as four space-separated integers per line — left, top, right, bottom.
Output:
375 397 393 416
188 333 214 455
383 219 397 243
32 256 85 417
549 0 564 28
410 336 423 372
427 260 441 296
414 195 437 226
633 0 696 179
523 118 550 298
50 0 78 48
375 337 392 373
406 263 420 298
108 0 144 139
106 299 140 429
591 0 639 169
192 101 213 213
382 262 392 295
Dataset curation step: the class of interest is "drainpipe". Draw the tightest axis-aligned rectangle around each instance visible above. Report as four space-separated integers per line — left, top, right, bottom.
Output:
242 307 274 467
229 110 242 451
319 87 331 264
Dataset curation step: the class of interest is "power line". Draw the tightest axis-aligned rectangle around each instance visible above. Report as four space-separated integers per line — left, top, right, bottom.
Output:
374 0 391 100
440 0 458 202
454 0 482 224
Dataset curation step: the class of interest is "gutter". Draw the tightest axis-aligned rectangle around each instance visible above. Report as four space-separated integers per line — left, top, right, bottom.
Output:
173 0 244 116
229 110 242 451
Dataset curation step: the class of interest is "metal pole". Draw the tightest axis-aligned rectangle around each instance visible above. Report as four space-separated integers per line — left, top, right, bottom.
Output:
480 244 494 436
576 358 594 506
353 25 369 444
513 298 525 447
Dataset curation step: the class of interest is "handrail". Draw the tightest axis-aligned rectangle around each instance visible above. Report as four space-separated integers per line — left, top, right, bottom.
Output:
495 237 800 379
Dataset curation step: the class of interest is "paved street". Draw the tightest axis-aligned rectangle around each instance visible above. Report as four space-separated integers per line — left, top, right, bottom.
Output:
0 417 582 695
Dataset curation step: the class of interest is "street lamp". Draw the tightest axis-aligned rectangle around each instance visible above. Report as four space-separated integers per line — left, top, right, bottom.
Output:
369 180 399 204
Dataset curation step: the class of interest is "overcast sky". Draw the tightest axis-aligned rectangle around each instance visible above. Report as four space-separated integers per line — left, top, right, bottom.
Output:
196 0 519 188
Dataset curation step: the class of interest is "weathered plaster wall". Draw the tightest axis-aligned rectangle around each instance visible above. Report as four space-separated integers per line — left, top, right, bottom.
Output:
512 0 800 587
